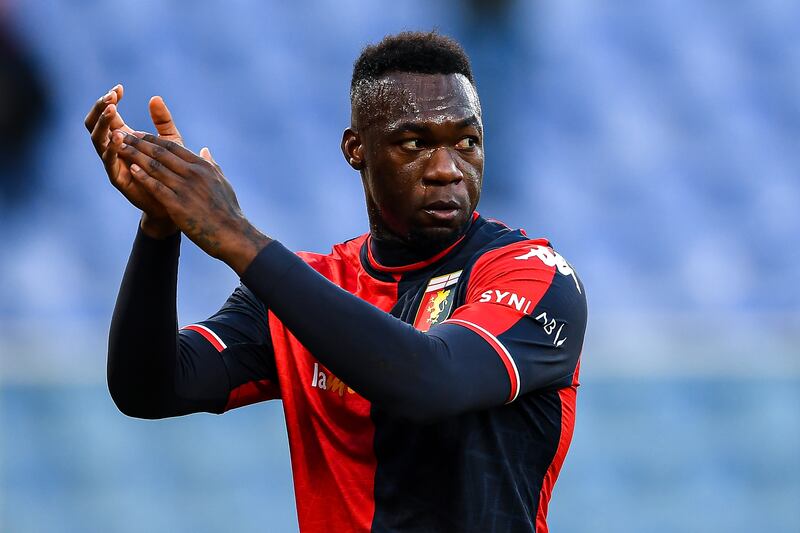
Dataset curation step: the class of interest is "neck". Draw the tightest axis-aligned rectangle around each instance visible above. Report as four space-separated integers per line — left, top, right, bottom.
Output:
369 217 474 268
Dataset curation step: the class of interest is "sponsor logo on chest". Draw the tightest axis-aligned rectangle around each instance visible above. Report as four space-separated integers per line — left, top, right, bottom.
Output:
413 270 462 332
311 361 354 397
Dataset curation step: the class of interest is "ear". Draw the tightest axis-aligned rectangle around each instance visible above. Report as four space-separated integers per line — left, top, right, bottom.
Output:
341 127 364 171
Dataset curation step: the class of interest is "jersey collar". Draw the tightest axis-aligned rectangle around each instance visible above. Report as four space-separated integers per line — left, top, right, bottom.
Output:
365 211 480 274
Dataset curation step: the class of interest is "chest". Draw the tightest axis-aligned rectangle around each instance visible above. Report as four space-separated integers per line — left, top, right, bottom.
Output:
390 265 469 331
270 259 472 415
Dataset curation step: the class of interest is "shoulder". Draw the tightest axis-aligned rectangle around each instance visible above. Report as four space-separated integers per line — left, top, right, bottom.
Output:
294 233 368 285
476 238 577 274
464 232 585 302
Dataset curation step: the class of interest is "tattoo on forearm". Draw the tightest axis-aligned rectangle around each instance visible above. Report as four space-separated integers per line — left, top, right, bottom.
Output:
186 217 222 255
243 222 271 250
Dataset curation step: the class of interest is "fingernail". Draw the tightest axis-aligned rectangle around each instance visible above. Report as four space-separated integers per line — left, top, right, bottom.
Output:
103 92 113 103
133 131 145 138
130 164 141 173
120 142 127 149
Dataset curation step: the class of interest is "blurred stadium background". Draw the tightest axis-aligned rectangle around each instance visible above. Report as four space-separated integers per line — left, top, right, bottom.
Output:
1 1 798 531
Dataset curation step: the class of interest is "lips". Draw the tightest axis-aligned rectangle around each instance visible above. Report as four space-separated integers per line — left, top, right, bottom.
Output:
422 200 462 223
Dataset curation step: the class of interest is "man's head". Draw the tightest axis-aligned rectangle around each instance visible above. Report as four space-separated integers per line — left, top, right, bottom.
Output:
341 32 484 251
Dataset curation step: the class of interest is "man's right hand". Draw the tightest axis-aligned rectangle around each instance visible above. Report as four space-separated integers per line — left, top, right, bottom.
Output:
84 85 182 238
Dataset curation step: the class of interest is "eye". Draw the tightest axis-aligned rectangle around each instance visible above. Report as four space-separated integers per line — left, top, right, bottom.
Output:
455 137 477 150
400 139 424 150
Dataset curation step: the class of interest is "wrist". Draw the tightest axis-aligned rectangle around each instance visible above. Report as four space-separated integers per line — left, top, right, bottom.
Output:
221 219 273 275
140 213 179 240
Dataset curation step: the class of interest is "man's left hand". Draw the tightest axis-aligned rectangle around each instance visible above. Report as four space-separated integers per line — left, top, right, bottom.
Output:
113 130 271 274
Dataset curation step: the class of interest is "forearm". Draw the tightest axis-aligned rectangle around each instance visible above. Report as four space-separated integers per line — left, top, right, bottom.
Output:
241 242 508 422
108 226 228 418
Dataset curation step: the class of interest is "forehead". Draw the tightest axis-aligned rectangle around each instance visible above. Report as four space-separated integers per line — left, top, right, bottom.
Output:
357 72 481 130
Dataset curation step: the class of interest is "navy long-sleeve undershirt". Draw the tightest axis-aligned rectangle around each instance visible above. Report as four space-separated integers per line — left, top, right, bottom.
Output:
240 241 510 421
107 226 583 422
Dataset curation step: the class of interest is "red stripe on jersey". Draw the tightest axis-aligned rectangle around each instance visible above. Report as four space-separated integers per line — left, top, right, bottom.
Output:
571 358 581 387
224 379 280 411
535 361 580 532
454 239 557 335
183 324 226 352
442 318 520 403
272 247 400 532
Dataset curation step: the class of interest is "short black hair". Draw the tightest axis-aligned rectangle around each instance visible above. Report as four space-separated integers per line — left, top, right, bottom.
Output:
350 31 475 102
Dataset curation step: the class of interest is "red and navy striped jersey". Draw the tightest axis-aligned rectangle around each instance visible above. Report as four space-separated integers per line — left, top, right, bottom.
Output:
180 214 586 532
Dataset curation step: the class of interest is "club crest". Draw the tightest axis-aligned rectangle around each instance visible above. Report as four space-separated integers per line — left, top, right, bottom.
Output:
413 270 462 331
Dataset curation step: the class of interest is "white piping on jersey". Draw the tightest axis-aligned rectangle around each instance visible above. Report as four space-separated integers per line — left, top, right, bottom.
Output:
185 324 227 350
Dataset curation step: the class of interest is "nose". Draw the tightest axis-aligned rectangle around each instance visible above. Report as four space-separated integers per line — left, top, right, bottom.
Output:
422 148 463 186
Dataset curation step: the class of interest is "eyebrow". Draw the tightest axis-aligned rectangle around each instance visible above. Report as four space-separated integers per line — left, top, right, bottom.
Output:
391 115 483 134
454 116 482 131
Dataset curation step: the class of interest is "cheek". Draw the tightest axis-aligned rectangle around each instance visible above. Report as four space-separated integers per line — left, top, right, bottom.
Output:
368 161 421 210
386 172 421 207
466 177 482 210
380 156 421 196
457 155 483 202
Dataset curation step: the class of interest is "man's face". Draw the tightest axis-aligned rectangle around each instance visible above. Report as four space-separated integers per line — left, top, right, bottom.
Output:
350 72 484 248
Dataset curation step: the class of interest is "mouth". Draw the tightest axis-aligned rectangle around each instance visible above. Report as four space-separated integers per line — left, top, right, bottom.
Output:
422 200 462 223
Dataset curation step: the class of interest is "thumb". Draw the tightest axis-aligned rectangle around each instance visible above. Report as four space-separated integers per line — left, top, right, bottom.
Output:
200 147 217 165
149 95 182 142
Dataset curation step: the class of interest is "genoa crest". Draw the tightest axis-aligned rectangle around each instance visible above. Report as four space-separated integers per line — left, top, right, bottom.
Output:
413 270 462 332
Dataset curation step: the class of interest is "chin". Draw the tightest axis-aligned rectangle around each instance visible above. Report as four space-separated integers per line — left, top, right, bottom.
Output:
407 221 466 251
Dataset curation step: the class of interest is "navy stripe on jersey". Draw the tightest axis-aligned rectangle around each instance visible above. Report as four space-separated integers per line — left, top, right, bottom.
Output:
370 386 566 533
368 219 584 532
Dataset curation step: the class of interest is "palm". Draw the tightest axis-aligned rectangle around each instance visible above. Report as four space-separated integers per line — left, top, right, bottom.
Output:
112 130 182 219
87 87 184 223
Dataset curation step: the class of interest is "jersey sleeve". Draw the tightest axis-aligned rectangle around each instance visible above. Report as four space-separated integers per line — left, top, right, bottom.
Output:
438 240 586 402
179 284 280 411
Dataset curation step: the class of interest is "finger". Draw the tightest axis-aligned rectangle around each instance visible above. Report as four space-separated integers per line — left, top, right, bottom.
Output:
116 133 186 189
103 103 134 135
149 96 183 141
102 130 134 189
200 147 223 173
132 131 202 164
119 130 194 174
108 115 133 134
90 103 116 155
104 84 123 105
102 137 122 186
84 87 117 132
199 147 217 165
129 163 180 205
105 84 135 133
